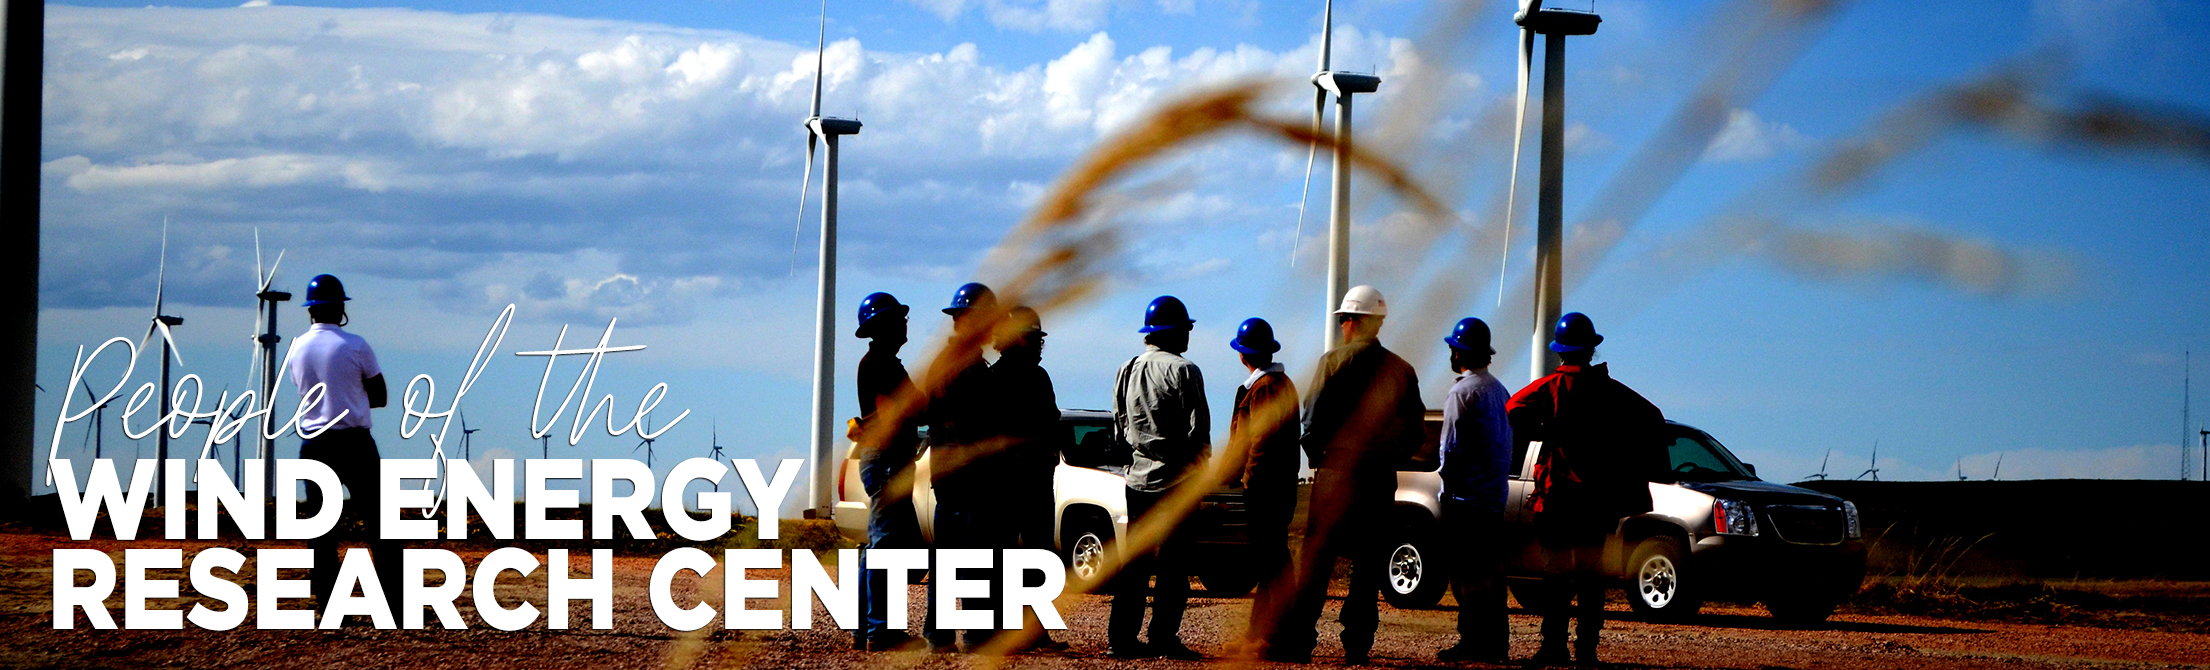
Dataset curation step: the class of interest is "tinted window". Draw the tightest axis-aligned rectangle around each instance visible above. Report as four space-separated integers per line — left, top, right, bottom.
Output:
1063 421 1127 468
1665 431 1754 482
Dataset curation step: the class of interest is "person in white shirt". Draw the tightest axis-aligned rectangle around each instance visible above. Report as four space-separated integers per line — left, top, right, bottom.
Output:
284 274 396 619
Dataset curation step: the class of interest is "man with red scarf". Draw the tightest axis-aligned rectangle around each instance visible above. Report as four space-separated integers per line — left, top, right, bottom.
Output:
1507 312 1667 665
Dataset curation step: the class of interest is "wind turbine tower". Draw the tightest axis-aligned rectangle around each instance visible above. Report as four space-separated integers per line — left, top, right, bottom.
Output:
796 0 863 519
1505 0 1600 380
138 220 186 503
248 228 289 496
1295 0 1382 352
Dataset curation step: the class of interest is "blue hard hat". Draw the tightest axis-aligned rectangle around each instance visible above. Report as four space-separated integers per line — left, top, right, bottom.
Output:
1549 312 1603 353
302 274 349 306
1229 317 1280 355
1138 295 1195 333
942 282 996 316
1444 317 1493 354
854 292 908 337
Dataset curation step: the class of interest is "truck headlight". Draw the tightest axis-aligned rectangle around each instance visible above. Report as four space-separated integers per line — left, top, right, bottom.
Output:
1842 500 1861 539
1713 498 1758 536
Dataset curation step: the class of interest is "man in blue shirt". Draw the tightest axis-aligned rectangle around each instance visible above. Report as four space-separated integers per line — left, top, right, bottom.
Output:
1436 317 1513 663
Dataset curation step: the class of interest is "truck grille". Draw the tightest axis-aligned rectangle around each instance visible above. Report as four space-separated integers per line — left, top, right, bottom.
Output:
1764 505 1845 545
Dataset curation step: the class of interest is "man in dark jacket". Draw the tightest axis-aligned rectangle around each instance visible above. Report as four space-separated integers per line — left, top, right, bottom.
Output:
1507 312 1667 665
1224 317 1300 651
852 292 925 651
990 306 1066 651
1273 286 1424 665
927 281 1007 652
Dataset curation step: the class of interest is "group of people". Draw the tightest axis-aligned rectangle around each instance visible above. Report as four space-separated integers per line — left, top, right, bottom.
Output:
846 281 1667 666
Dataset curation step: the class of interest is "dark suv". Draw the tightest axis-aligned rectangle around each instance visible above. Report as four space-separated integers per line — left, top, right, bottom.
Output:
1381 418 1867 622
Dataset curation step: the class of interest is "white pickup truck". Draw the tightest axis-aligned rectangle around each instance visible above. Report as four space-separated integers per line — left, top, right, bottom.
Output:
832 409 1260 594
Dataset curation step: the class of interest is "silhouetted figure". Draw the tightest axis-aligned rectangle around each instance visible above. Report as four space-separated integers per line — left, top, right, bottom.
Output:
852 292 924 651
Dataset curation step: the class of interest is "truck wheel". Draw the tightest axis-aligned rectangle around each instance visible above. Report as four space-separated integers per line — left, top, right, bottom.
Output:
1626 536 1701 621
1062 516 1113 587
1381 529 1449 609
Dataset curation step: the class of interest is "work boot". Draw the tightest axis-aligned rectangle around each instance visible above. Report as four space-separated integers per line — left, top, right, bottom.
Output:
1343 649 1372 666
1106 640 1154 659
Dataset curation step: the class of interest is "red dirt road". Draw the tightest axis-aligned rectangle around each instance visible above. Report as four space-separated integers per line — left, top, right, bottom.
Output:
3 534 2204 669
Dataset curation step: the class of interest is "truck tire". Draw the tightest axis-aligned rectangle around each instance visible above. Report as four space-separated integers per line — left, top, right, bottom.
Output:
1062 514 1114 587
1625 535 1701 621
1381 525 1450 609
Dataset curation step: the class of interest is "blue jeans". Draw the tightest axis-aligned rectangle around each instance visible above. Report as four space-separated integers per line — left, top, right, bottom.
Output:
859 495 924 645
926 500 1009 647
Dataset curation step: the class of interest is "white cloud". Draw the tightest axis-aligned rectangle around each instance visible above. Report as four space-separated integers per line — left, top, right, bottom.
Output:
47 154 393 192
905 0 1116 33
38 4 1416 317
1702 108 1814 163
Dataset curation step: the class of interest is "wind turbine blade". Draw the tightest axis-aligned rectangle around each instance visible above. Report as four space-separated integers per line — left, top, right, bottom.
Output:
1496 26 1535 307
154 217 170 317
810 0 827 119
156 320 184 366
261 250 285 293
790 132 818 276
138 322 158 363
1318 0 1333 72
1289 87 1326 268
253 227 264 290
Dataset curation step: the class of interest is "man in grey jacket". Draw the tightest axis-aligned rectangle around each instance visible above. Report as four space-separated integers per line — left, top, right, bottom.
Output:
1107 295 1210 660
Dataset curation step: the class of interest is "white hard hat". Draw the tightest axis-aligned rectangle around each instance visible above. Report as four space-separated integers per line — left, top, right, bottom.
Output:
1334 285 1387 316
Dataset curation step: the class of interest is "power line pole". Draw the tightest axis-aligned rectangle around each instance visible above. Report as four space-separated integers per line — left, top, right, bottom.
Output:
2185 350 2192 480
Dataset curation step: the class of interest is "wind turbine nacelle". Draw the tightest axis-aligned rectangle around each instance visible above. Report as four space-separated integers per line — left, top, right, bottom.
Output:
808 117 864 136
1523 8 1601 36
1315 72 1381 95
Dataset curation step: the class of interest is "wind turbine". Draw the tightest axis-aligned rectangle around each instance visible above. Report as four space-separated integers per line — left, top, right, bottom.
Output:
1856 440 1880 481
459 409 480 462
793 0 863 519
248 227 289 496
78 380 112 459
1806 448 1830 480
138 219 187 504
1291 0 1382 352
1956 458 1967 481
1991 453 2003 481
706 420 728 493
632 411 654 470
1503 0 1601 381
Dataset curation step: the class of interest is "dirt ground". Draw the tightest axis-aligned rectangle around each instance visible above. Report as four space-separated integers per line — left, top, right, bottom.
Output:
3 533 2205 670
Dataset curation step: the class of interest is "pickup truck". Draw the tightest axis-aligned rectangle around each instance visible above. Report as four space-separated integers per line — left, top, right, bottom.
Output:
832 409 1259 595
1382 416 1868 622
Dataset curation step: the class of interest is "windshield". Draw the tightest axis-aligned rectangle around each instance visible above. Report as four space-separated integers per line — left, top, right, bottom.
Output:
1664 429 1756 482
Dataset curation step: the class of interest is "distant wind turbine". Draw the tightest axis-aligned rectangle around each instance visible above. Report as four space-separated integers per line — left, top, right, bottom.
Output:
1991 453 2003 481
1856 440 1880 481
1806 448 1830 480
633 411 659 470
707 420 728 492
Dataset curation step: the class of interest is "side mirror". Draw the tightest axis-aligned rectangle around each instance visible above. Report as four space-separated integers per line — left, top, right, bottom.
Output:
1744 463 1758 478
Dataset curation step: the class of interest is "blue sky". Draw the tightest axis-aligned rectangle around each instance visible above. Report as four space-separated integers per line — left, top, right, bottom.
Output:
30 0 2210 507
